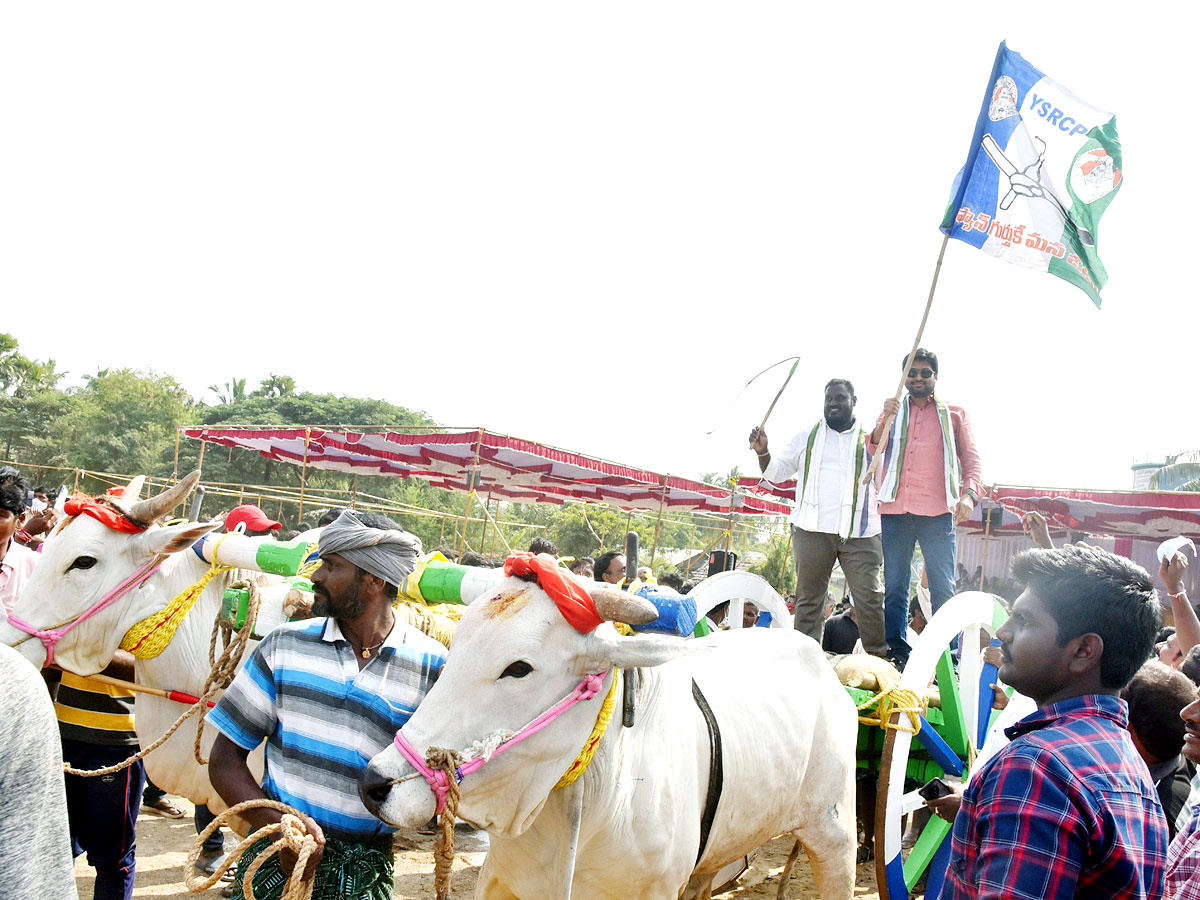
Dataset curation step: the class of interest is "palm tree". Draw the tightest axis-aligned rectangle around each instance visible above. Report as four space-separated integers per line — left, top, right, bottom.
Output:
1150 451 1200 491
207 377 247 406
254 374 296 398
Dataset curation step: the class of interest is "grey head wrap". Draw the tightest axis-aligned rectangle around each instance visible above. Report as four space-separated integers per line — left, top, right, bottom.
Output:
318 510 423 587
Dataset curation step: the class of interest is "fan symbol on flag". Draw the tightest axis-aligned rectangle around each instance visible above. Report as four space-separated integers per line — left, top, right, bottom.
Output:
980 134 1096 247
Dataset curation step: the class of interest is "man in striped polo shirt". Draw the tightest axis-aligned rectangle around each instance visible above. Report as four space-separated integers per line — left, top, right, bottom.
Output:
208 511 446 900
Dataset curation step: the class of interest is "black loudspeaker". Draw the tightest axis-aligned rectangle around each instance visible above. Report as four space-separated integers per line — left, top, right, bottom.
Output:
708 551 738 577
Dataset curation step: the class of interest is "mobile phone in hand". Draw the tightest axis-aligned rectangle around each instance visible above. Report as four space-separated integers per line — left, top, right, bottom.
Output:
919 777 952 802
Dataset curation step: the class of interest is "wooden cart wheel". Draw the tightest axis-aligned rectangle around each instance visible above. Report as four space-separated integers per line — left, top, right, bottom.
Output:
685 571 792 630
874 590 1009 899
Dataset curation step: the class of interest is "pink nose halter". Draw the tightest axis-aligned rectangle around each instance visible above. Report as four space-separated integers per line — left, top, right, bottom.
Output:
393 671 608 815
7 555 167 668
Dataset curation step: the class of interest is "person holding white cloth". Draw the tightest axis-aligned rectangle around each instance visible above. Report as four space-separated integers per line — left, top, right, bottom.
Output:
750 378 886 656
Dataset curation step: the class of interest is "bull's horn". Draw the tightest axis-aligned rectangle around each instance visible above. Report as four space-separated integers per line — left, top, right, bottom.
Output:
110 471 202 527
123 475 146 502
590 588 658 626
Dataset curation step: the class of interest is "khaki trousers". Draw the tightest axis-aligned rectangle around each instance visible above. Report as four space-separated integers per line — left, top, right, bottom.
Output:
791 527 887 657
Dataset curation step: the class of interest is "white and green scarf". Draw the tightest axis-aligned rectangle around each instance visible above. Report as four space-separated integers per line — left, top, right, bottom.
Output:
877 397 961 508
795 419 874 539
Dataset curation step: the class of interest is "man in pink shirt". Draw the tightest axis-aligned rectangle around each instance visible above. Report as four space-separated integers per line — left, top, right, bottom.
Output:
0 476 39 622
867 349 981 667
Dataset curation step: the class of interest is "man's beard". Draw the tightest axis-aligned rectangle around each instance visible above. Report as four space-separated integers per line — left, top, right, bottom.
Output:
312 578 367 619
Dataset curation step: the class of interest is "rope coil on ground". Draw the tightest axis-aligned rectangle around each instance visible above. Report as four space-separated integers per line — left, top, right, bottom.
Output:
185 799 318 900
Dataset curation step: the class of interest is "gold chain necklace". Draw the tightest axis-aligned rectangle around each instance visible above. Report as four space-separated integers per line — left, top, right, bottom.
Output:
357 612 396 659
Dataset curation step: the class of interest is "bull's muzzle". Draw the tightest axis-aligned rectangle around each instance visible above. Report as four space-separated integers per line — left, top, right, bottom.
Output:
359 759 394 817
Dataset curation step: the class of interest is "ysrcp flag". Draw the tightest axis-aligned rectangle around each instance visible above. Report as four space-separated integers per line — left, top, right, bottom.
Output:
940 41 1123 307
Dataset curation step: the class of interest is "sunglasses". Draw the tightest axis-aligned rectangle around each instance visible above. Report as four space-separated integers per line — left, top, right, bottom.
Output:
907 368 935 379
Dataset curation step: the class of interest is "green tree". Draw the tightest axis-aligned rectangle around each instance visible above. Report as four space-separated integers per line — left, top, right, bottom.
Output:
0 334 67 460
26 369 196 475
545 504 641 559
253 374 296 398
748 533 795 596
1150 452 1200 491
207 377 247 406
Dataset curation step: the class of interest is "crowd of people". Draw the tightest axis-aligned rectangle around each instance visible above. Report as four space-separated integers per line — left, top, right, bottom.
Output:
750 346 1200 898
7 342 1200 900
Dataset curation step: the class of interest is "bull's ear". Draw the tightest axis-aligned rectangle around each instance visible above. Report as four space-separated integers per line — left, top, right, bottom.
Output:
134 518 223 558
579 628 698 672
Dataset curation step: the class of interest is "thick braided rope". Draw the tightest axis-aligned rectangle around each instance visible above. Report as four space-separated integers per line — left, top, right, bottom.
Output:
856 686 925 734
64 695 206 777
65 575 258 778
194 577 263 765
184 799 318 900
119 560 234 658
426 747 464 900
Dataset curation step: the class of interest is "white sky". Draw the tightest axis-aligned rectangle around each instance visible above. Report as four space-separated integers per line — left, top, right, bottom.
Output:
3 3 1194 492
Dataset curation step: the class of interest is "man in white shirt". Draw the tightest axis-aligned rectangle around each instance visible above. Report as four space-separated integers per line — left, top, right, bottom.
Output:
750 379 886 656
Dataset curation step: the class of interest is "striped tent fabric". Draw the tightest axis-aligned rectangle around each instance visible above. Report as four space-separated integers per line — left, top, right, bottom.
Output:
184 428 791 517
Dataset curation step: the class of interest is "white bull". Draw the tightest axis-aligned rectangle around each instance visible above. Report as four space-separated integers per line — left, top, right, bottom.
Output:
361 574 858 900
1 473 252 808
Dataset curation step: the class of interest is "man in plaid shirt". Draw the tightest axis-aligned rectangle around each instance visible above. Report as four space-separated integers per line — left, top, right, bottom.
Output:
940 546 1168 899
1167 691 1200 897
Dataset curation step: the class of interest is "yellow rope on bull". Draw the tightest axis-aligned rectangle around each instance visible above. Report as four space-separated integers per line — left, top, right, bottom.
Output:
554 670 620 790
119 557 234 659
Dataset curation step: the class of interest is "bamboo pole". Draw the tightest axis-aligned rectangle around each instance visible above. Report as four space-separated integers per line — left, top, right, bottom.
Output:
979 486 994 591
298 427 311 521
458 429 484 556
488 500 500 557
172 428 181 481
89 673 215 708
479 487 493 550
473 492 512 555
724 481 736 564
649 482 668 566
351 473 359 509
72 468 81 493
863 231 951 485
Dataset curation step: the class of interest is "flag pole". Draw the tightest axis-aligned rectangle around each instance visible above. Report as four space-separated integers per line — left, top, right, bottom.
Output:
863 230 951 484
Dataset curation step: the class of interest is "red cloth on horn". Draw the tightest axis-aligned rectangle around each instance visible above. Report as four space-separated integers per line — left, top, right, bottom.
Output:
504 551 604 634
64 490 145 534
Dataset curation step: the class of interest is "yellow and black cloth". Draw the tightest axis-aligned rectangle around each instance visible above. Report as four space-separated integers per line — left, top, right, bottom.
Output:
55 672 137 746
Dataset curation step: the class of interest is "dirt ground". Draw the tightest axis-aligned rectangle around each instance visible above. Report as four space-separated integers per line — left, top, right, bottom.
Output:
74 799 882 899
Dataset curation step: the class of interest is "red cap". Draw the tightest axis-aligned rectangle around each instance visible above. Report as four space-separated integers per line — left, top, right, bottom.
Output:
225 504 282 534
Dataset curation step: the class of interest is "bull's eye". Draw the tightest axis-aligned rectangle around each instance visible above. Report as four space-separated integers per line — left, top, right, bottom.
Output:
499 660 533 679
67 556 97 572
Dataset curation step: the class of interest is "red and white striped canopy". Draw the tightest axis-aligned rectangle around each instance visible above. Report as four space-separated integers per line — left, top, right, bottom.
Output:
737 475 1200 541
185 427 791 517
973 486 1200 541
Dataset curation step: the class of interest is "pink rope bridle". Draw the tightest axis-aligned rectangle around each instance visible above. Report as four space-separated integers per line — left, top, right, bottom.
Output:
7 555 168 668
393 671 608 815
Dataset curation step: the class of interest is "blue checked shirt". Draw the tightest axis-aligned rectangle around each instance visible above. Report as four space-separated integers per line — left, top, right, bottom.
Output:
940 695 1167 900
207 617 446 842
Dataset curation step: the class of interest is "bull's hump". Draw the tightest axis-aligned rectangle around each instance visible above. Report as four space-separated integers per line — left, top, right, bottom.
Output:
482 587 533 621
